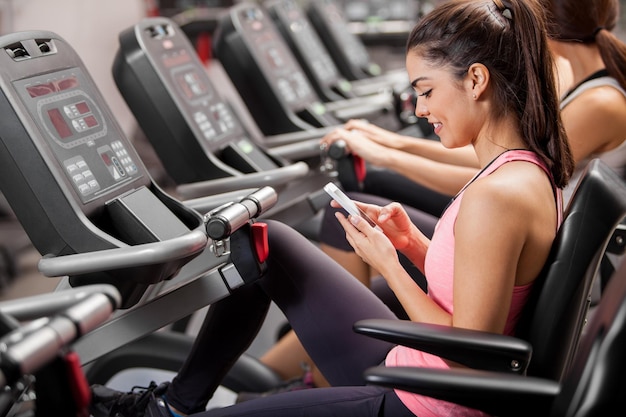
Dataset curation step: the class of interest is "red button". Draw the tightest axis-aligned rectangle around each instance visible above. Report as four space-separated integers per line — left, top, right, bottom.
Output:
65 351 91 412
251 222 269 263
353 155 366 183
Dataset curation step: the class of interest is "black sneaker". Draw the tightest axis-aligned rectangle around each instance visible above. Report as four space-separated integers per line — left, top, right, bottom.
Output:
90 381 171 417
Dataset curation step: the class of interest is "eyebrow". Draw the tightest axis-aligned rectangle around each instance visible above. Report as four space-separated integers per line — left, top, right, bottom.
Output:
410 76 429 88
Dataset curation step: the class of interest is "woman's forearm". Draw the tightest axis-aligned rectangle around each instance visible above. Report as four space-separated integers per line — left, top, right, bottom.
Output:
398 139 479 168
374 150 479 196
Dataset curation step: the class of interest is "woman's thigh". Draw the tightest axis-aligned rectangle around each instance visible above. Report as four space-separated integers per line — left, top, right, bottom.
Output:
260 220 398 386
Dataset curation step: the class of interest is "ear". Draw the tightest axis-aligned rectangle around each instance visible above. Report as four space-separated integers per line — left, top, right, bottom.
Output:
466 63 490 100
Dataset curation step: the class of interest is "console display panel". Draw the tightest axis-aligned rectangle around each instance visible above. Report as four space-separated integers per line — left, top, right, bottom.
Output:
318 0 370 69
237 6 317 107
14 67 143 204
278 0 340 84
157 47 245 151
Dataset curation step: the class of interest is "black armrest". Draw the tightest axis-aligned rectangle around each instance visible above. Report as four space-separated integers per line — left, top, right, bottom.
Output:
353 319 531 373
364 366 559 417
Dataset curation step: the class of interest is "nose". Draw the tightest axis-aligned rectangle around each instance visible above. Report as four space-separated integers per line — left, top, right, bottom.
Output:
415 98 429 118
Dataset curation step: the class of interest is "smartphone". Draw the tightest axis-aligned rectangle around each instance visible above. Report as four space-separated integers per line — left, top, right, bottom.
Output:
323 182 379 228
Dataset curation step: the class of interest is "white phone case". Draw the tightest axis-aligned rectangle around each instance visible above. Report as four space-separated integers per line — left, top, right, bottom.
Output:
324 182 378 228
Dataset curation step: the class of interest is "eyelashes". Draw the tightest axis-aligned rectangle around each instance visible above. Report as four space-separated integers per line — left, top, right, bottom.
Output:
417 89 432 98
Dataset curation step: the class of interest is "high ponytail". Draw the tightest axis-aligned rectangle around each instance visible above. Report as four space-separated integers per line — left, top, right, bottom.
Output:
503 0 573 188
595 29 626 90
539 0 626 91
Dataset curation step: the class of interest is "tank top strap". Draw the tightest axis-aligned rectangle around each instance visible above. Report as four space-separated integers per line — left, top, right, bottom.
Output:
561 76 626 109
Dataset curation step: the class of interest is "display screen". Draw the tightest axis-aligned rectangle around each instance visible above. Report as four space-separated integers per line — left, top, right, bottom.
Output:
175 69 208 100
27 76 79 98
73 101 90 115
16 70 107 150
162 49 192 69
43 97 101 142
13 67 145 205
48 108 72 138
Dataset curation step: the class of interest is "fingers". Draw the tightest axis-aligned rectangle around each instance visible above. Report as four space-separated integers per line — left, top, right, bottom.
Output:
335 210 371 236
320 128 349 147
320 126 369 150
379 202 405 220
344 119 370 131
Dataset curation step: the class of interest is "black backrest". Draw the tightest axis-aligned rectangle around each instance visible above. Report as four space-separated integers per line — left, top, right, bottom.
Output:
515 159 626 381
550 250 626 416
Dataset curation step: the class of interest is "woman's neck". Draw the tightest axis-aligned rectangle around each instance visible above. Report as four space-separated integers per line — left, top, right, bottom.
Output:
473 120 526 167
556 42 605 86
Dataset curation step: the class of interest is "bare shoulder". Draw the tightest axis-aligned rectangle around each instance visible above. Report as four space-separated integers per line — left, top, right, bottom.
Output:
458 161 554 228
454 160 557 288
563 85 626 152
568 85 626 122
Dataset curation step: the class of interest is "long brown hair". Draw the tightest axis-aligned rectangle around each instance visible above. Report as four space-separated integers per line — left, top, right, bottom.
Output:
540 0 626 90
406 0 574 188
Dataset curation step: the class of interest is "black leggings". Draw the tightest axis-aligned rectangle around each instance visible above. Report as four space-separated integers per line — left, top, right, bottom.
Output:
164 220 415 417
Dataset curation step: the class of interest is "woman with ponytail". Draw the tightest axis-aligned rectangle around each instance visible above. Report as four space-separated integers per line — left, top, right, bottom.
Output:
310 0 626 289
232 0 626 397
541 0 626 202
91 1 572 416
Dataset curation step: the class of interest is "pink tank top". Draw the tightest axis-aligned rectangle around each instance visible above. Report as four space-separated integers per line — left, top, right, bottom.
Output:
385 150 563 417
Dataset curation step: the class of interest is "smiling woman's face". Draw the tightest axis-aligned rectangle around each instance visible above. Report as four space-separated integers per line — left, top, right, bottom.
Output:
406 51 479 149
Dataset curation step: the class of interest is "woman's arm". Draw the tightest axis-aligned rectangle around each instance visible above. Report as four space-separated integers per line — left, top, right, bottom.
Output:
451 180 523 333
335 211 451 325
353 163 553 332
381 149 479 196
323 128 478 195
343 119 480 167
451 163 556 334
